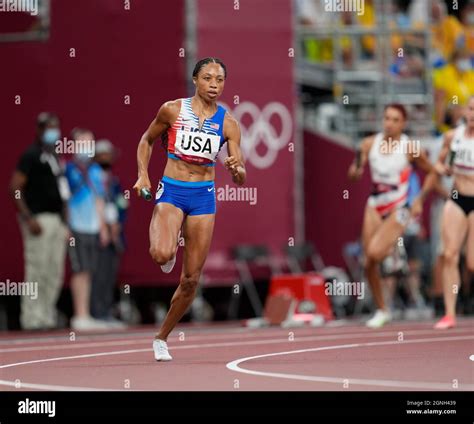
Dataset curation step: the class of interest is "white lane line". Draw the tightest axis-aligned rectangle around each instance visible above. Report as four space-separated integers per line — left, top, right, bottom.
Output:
1 327 472 354
0 327 298 350
0 379 110 391
0 348 150 369
0 324 270 346
226 335 474 390
0 326 306 347
6 331 473 369
0 334 472 391
0 328 300 351
3 320 472 346
0 339 153 353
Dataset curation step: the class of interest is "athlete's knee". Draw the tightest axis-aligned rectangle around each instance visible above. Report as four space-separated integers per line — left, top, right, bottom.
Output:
363 250 375 268
366 244 383 263
179 272 200 296
442 248 460 268
149 246 174 265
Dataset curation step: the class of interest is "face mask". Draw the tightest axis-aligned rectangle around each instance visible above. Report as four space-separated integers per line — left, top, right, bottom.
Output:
42 128 60 145
75 151 91 163
456 59 472 72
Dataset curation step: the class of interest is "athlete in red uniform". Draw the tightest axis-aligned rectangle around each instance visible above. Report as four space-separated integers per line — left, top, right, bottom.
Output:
348 104 437 328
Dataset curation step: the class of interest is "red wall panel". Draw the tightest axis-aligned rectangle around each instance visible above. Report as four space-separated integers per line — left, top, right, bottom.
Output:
0 0 185 285
196 0 296 283
303 130 371 268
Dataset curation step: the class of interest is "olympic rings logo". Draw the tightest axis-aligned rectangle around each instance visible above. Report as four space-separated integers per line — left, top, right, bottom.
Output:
219 101 293 169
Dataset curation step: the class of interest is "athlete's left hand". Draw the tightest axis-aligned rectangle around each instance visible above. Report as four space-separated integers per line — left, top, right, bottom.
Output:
410 197 423 218
224 156 240 177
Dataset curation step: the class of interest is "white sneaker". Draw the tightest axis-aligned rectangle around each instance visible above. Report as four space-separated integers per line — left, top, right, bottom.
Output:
70 316 110 331
153 339 173 361
366 309 391 329
160 255 176 274
103 317 128 329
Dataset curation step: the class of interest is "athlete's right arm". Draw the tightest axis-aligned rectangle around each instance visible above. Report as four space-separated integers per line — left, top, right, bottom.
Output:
133 101 179 196
348 136 373 181
434 130 455 176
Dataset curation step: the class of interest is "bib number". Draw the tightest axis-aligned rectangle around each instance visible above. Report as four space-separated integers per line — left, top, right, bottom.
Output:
175 129 220 161
155 182 164 200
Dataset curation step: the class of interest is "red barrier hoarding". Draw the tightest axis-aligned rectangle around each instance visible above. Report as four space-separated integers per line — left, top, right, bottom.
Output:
0 0 295 287
0 0 186 285
196 0 296 284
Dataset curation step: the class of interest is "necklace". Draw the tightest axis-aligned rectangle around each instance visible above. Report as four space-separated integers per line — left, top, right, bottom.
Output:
197 108 216 131
191 97 216 131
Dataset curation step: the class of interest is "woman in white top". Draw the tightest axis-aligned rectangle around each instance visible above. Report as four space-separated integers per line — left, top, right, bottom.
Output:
434 96 474 329
348 104 437 328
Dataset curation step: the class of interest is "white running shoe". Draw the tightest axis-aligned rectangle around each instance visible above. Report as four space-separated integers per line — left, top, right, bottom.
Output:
103 317 128 329
160 254 176 274
153 339 173 361
70 316 110 331
366 309 391 329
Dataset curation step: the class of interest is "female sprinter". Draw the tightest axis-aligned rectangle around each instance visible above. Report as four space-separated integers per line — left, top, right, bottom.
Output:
434 96 474 329
348 104 437 328
133 58 246 361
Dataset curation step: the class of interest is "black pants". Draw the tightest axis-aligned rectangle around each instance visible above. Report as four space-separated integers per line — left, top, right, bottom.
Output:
91 243 120 319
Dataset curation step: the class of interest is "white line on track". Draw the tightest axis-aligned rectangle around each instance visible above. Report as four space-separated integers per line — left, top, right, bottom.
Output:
0 379 109 391
0 333 472 391
0 327 472 353
0 325 253 345
226 335 474 390
2 319 472 346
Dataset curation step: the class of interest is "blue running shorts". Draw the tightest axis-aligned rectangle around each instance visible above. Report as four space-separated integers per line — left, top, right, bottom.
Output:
155 176 216 216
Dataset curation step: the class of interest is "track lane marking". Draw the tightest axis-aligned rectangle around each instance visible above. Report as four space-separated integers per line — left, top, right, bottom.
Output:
226 335 474 390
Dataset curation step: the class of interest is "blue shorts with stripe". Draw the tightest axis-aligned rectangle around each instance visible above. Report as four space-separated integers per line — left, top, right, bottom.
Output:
155 176 216 216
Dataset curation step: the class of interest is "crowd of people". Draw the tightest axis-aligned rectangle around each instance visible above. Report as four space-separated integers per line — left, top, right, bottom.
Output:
297 0 473 327
9 113 128 331
298 0 474 135
5 1 473 332
347 98 474 328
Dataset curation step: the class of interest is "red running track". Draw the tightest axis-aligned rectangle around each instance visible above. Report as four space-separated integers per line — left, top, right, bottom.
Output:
0 319 473 391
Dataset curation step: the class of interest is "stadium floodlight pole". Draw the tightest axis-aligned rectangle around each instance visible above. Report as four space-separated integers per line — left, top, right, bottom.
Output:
185 0 198 97
425 0 435 134
292 0 305 243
